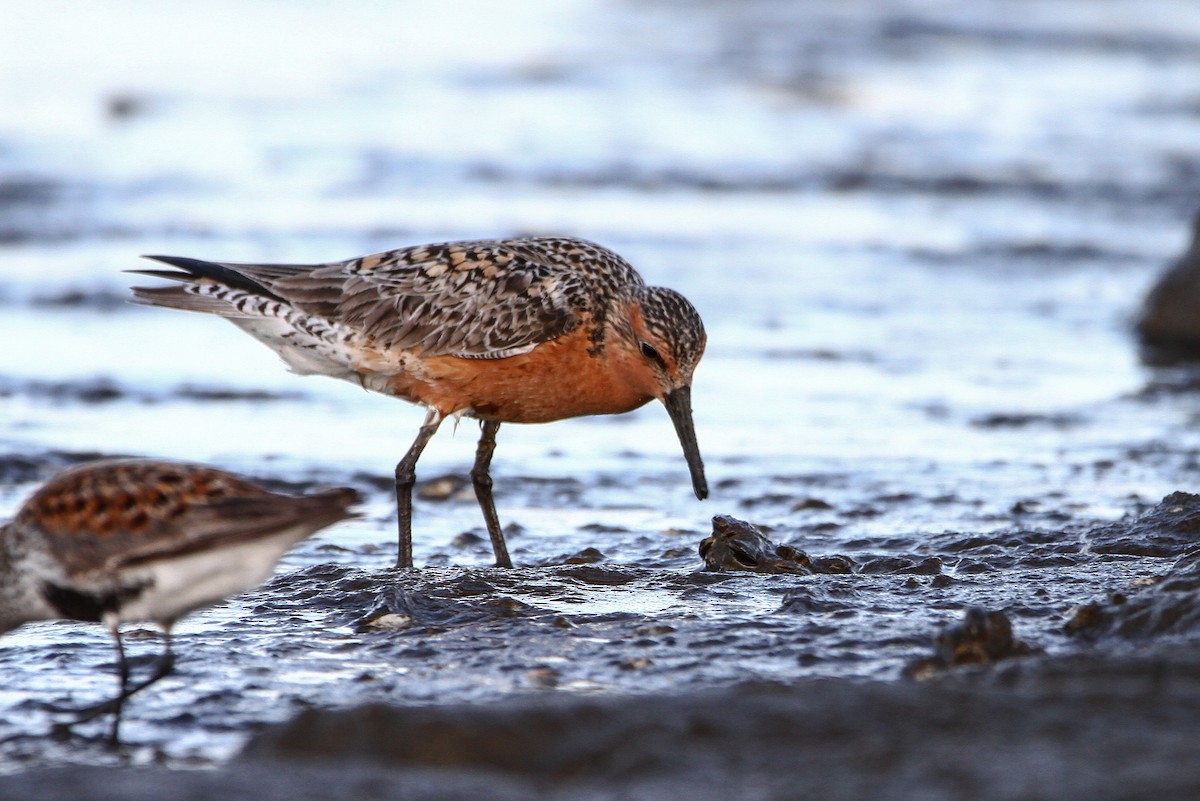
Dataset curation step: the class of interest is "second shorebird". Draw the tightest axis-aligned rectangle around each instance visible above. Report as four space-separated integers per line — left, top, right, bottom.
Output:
0 459 359 738
130 236 708 568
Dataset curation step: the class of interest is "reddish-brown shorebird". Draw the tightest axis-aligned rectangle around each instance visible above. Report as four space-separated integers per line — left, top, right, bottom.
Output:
130 237 708 568
0 459 359 737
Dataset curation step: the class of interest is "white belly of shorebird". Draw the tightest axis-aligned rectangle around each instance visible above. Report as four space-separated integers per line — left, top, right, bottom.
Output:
108 527 315 625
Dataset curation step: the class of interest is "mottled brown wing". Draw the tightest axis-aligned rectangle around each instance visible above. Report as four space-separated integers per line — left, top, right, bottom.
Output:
233 237 645 358
229 240 594 358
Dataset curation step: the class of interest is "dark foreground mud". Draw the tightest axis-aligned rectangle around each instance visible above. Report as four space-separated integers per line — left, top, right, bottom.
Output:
5 646 1200 801
4 484 1200 799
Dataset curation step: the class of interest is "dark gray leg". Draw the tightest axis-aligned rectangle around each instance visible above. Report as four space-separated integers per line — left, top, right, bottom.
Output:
108 627 130 741
57 627 177 742
106 629 175 742
471 420 512 568
141 629 177 691
395 409 443 568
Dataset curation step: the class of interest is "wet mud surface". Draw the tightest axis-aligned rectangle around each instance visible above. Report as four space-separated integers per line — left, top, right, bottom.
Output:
3 0 1200 796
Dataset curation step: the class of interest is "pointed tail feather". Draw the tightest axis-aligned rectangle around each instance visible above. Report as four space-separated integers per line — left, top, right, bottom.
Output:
129 284 253 316
134 255 286 301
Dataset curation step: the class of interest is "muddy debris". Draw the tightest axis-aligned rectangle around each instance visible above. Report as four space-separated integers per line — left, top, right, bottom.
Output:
905 608 1037 679
356 585 540 634
698 515 856 574
699 515 811 573
1067 548 1200 639
1087 491 1200 557
561 546 606 565
415 474 473 501
791 496 834 512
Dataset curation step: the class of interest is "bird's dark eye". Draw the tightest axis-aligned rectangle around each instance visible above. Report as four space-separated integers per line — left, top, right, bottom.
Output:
640 341 662 361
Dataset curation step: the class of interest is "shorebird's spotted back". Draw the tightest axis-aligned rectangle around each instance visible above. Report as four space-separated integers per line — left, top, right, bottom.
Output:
18 460 265 540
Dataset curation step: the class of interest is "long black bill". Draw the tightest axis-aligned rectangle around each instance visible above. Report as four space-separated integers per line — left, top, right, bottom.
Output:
662 385 708 500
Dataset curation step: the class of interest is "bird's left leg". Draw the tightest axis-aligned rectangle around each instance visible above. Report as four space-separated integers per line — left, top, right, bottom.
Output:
471 420 513 568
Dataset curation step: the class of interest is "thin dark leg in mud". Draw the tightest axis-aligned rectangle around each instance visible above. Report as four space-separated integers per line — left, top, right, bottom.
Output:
47 628 131 727
395 409 443 568
471 420 512 568
131 629 177 697
54 628 178 742
107 627 130 741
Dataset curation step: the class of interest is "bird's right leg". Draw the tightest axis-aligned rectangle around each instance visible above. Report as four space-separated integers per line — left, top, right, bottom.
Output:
395 408 443 568
54 626 179 742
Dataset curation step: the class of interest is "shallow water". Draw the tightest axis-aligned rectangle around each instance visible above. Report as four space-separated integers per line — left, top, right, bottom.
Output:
2 0 1200 770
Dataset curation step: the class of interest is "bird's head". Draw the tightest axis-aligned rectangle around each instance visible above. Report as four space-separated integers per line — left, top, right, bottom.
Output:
623 285 708 500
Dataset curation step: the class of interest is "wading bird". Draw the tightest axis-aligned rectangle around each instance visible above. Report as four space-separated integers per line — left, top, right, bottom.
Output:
0 459 359 738
131 237 708 568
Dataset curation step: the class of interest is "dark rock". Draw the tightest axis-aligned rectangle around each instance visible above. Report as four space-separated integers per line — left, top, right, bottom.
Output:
563 547 605 564
1137 212 1200 363
1088 491 1200 557
1067 548 1200 638
698 515 811 574
906 608 1036 679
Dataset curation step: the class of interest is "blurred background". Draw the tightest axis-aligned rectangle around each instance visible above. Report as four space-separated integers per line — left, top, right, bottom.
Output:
2 0 1200 768
3 0 1197 490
